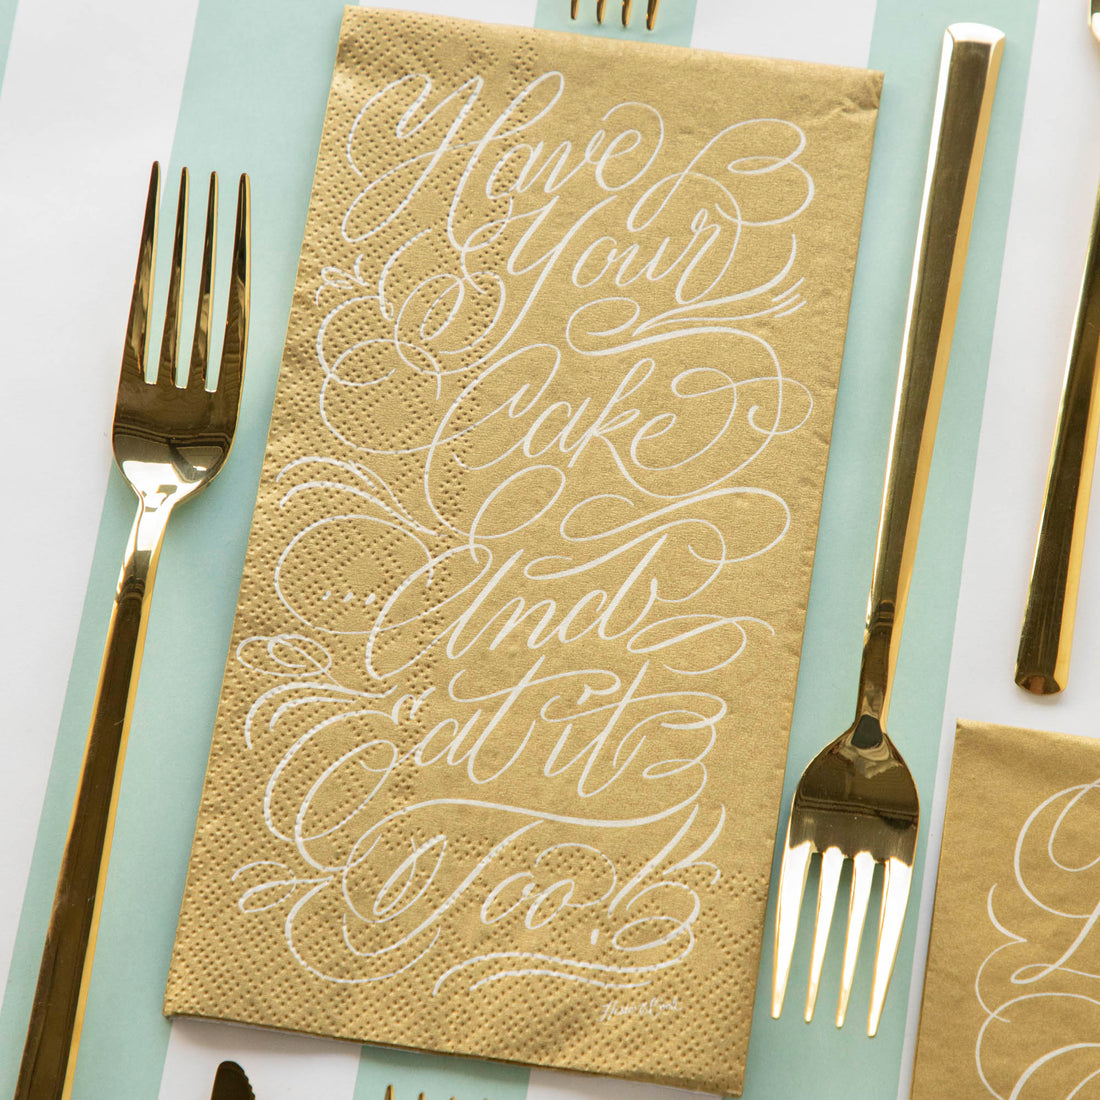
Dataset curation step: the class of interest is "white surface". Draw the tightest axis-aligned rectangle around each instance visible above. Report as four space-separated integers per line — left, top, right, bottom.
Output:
0 0 199 1005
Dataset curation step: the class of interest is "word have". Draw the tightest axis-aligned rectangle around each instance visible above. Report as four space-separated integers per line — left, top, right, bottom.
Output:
332 70 810 372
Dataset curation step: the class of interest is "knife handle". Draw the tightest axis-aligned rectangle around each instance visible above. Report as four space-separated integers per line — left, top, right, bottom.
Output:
1015 181 1100 694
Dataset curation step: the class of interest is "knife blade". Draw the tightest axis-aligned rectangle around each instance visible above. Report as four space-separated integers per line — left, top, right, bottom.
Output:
210 1061 255 1100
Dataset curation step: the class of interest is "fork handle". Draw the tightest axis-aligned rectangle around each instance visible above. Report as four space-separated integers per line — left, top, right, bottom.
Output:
16 498 172 1100
855 25 1003 728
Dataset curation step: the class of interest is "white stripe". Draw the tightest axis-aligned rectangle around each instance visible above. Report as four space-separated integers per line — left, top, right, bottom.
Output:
900 0 1100 1095
157 1018 360 1100
691 0 875 67
0 0 199 1007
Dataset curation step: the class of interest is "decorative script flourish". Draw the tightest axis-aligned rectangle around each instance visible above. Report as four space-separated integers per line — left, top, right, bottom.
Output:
976 779 1100 1098
235 69 815 995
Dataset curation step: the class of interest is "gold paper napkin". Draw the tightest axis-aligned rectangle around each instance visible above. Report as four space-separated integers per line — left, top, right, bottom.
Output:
912 721 1100 1099
165 8 880 1094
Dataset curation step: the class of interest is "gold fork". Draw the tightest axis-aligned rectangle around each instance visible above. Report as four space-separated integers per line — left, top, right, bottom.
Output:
771 24 1002 1037
16 162 250 1100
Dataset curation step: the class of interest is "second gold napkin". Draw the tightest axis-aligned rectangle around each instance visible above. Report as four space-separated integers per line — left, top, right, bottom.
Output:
165 8 881 1094
912 721 1100 1099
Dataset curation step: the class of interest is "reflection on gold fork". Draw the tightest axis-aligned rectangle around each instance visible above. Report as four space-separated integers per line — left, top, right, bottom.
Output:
771 25 1002 1037
16 162 249 1100
570 0 660 30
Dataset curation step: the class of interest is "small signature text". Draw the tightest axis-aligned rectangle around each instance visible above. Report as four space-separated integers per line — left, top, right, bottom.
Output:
599 995 683 1022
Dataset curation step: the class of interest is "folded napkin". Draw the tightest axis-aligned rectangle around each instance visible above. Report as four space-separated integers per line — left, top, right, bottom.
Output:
165 7 880 1094
912 720 1100 1099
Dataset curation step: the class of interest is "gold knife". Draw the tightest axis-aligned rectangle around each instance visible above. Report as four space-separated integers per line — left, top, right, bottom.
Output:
210 1062 254 1100
1015 181 1100 694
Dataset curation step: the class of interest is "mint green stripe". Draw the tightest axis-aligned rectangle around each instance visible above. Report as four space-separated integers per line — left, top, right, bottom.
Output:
0 0 18 91
743 4 1039 1098
0 1 347 1096
535 0 697 47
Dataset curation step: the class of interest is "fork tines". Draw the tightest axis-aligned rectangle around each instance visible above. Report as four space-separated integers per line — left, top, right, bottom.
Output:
772 833 914 1036
570 0 660 30
126 160 249 398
